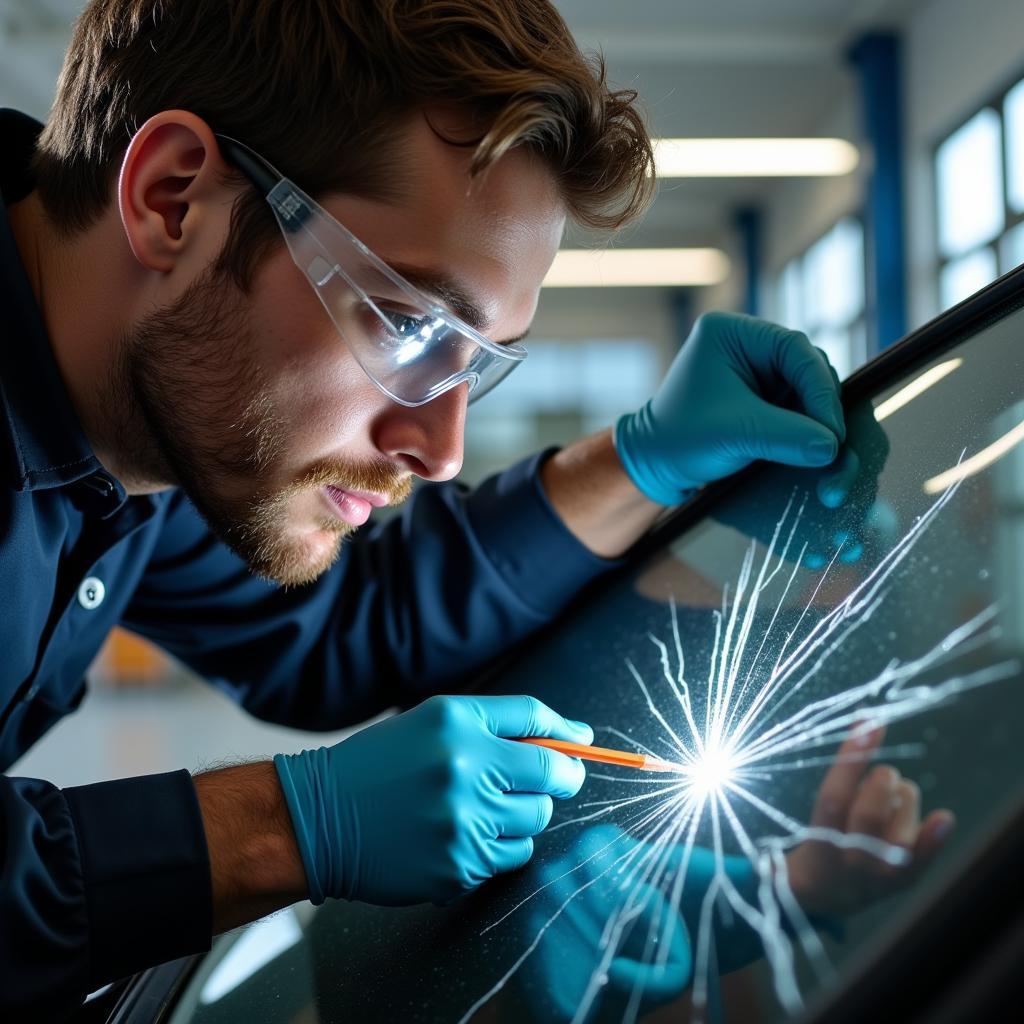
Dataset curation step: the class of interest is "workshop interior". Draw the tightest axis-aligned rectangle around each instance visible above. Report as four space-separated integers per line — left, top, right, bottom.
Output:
5 1 1024 1022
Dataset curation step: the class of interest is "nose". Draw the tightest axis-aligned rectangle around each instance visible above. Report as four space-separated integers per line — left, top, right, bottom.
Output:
372 382 468 482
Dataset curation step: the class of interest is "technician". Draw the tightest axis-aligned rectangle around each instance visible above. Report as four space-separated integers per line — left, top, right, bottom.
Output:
0 1 851 1017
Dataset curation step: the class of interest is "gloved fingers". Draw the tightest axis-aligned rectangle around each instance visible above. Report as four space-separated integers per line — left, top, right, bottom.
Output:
816 446 861 508
498 793 555 837
815 346 842 391
470 694 594 745
488 836 536 875
498 738 587 800
607 951 691 1003
756 324 845 441
606 887 692 1000
734 400 840 469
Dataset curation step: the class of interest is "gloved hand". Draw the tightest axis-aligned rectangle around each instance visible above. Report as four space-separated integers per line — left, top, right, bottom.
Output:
274 694 592 907
508 824 691 1024
615 312 846 506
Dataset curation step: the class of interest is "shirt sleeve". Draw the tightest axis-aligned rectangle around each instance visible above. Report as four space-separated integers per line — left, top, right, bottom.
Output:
123 451 616 730
0 769 211 1019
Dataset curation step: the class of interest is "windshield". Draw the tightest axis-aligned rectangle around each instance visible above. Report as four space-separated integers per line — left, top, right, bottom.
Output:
168 280 1024 1024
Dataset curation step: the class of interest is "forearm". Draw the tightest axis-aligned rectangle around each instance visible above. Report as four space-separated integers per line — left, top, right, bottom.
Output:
540 428 664 559
193 762 307 932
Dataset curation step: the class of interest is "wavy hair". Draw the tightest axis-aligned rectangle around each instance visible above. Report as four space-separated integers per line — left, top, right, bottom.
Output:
33 0 655 286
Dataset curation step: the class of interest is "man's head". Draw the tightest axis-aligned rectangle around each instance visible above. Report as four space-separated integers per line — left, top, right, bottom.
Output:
30 0 653 585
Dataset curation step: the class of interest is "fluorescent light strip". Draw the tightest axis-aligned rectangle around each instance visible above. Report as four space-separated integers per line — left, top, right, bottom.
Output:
874 358 963 422
924 416 1024 494
543 248 730 288
653 138 859 177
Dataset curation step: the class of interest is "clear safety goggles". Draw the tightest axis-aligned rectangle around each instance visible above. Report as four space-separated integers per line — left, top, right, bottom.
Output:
216 135 526 407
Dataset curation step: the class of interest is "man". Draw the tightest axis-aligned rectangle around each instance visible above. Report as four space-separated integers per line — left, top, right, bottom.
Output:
0 1 943 1018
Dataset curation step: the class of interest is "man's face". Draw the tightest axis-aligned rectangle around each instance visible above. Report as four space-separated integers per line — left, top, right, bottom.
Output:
122 114 566 586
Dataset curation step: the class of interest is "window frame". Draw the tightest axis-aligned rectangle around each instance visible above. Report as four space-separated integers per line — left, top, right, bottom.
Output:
933 67 1024 309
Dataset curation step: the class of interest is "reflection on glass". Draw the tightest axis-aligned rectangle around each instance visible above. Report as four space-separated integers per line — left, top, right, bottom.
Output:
936 108 1004 258
924 408 1024 493
874 358 962 421
173 296 1024 1024
198 911 302 1004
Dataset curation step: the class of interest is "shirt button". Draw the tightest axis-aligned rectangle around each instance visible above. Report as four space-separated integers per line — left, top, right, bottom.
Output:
78 576 106 611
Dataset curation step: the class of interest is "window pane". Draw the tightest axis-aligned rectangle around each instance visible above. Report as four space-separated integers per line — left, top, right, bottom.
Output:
809 327 853 380
174 290 1024 1024
936 108 1005 258
940 247 998 309
1005 78 1024 213
803 218 865 330
775 259 803 332
579 340 659 415
1000 220 1024 273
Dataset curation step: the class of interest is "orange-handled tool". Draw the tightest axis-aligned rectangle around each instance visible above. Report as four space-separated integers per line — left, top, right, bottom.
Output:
518 737 685 774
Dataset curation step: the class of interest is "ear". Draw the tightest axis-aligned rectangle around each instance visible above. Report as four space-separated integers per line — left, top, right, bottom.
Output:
117 110 230 273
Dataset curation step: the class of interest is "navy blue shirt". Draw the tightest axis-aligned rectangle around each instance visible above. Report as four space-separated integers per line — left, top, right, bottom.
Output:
0 109 613 1019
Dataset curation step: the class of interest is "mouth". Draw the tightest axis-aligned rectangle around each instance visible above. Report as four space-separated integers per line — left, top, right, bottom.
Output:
321 485 388 528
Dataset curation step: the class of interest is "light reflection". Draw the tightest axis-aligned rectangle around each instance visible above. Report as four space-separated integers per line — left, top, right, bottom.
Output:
199 910 303 1004
395 338 428 365
924 415 1024 493
874 358 963 421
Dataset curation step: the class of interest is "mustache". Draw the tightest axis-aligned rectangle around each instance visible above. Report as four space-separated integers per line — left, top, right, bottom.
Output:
285 457 414 506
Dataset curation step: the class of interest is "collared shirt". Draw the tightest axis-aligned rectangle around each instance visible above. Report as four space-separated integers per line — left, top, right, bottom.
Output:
0 109 613 1019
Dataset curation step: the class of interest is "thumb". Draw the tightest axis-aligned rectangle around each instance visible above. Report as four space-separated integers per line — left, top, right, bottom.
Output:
737 400 840 469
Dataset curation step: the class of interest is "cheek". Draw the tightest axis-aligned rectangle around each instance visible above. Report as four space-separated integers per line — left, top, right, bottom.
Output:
252 307 381 455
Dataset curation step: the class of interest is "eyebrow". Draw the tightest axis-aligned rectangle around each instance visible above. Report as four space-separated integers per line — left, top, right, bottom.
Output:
384 260 531 346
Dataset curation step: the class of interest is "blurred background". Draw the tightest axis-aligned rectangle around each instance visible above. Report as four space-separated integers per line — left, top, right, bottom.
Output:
6 0 1024 783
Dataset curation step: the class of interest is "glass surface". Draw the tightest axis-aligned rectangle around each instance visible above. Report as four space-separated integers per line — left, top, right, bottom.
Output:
1005 78 1024 214
940 246 998 309
936 108 1005 258
170 287 1024 1024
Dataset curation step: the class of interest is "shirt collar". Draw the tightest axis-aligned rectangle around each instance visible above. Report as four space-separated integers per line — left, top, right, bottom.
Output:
0 108 111 496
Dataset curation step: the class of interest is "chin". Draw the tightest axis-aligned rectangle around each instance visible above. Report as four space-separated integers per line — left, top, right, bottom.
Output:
245 517 350 588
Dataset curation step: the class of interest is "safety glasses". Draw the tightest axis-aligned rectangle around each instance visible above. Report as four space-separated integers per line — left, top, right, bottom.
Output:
215 135 526 407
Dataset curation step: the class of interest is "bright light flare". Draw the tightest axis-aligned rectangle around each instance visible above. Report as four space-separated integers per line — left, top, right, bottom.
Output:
461 477 1019 1024
684 743 737 797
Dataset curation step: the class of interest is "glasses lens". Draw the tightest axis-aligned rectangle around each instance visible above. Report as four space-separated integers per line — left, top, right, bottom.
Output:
269 180 525 406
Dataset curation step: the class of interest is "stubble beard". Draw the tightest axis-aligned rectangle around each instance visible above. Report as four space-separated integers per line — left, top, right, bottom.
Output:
110 265 410 586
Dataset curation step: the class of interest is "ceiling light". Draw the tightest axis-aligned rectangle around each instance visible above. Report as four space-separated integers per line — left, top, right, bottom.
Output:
653 138 859 177
543 248 730 288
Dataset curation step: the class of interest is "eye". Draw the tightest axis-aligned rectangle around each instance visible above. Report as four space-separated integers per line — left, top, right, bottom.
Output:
376 305 437 341
385 305 432 337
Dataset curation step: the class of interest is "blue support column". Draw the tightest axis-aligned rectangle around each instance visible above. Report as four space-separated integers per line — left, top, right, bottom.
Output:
848 32 908 351
734 206 763 317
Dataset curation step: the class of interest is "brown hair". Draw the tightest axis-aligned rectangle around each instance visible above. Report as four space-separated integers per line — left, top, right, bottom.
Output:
32 0 655 287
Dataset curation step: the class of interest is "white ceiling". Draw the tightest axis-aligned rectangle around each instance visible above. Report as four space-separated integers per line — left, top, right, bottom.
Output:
0 0 924 250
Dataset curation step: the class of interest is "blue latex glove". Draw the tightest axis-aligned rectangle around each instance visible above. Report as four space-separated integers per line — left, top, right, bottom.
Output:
615 312 847 506
274 694 592 907
510 824 691 1023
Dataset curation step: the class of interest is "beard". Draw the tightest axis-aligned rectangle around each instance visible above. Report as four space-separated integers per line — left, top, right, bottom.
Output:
111 264 412 586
